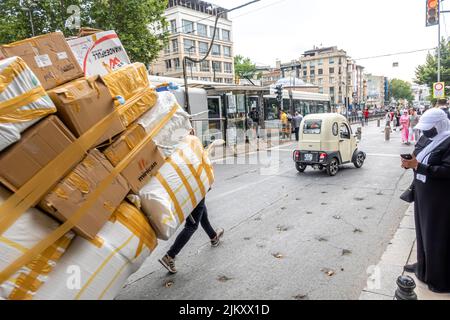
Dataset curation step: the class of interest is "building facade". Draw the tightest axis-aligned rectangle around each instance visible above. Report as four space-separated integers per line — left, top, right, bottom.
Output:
151 0 235 84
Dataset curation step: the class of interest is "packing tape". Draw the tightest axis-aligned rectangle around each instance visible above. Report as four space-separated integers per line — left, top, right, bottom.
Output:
166 158 197 210
156 172 184 223
177 149 206 199
0 57 29 95
0 104 177 285
0 87 53 123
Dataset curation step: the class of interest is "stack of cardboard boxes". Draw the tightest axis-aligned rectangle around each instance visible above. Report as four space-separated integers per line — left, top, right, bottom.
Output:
0 30 215 300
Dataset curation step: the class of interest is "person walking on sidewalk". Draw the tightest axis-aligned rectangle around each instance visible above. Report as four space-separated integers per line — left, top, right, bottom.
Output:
400 110 411 144
159 199 224 274
357 109 364 127
292 112 303 142
401 108 450 293
364 108 370 125
248 107 260 139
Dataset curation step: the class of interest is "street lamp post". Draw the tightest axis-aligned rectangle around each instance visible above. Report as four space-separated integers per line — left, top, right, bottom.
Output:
20 1 36 37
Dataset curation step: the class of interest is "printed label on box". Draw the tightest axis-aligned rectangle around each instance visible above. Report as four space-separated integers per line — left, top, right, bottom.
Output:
34 54 52 68
57 52 69 60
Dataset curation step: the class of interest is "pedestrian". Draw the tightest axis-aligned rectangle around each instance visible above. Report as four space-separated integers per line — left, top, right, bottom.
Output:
292 112 303 142
394 110 401 131
401 108 450 293
159 199 225 274
409 108 420 143
280 110 290 140
437 98 450 120
248 106 260 139
364 108 369 125
400 110 410 144
357 109 364 127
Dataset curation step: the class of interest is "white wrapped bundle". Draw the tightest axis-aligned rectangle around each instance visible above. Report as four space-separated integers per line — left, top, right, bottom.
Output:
33 202 157 300
138 135 215 240
138 91 192 157
0 187 75 300
0 57 56 151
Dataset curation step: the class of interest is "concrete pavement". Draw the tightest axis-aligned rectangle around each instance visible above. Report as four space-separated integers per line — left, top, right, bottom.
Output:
117 120 416 300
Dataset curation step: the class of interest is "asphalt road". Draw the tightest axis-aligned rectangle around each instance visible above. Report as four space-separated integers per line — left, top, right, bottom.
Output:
117 121 415 300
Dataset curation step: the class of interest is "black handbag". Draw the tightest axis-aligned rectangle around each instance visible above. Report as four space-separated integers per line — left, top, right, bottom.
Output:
400 184 415 203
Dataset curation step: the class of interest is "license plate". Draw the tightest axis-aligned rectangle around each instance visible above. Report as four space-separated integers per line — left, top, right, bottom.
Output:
304 153 313 161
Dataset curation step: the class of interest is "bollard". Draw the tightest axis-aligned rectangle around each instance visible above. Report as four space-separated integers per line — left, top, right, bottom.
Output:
385 125 391 141
377 119 381 127
395 275 418 300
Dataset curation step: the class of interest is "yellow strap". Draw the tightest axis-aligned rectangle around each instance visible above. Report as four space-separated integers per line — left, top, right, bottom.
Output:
0 104 177 286
97 258 130 300
166 158 197 210
177 149 206 199
189 138 214 186
156 173 184 223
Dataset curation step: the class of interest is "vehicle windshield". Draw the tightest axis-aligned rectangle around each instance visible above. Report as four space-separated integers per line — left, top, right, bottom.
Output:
303 120 322 134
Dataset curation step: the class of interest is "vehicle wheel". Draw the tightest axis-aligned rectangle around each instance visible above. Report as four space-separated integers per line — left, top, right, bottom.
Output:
296 163 307 173
353 152 365 168
326 158 339 176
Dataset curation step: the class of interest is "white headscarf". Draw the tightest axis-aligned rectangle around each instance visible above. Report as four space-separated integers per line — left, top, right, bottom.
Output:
415 108 450 183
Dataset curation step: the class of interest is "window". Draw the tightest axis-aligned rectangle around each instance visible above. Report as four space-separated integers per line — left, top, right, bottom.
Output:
216 78 223 83
197 23 208 37
200 60 210 72
173 58 180 69
223 46 232 57
330 77 335 84
310 69 315 75
165 60 172 70
209 26 217 38
164 44 170 54
212 61 222 72
184 39 195 54
182 20 194 34
222 29 231 41
329 67 334 74
318 69 323 75
303 120 322 134
212 44 221 56
199 41 208 54
318 59 323 65
318 78 323 85
224 78 233 84
330 57 335 64
171 39 178 53
332 123 339 136
170 20 177 33
319 87 324 94
340 123 351 139
303 71 307 76
224 62 233 73
201 77 211 81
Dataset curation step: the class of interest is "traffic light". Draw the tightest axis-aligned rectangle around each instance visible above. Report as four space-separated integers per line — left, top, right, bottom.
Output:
275 85 283 102
426 0 439 27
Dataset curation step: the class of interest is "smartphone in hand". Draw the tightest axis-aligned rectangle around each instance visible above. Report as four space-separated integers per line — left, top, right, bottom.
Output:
401 154 413 160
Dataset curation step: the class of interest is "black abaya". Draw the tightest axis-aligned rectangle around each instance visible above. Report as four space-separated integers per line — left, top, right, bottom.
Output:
413 135 450 292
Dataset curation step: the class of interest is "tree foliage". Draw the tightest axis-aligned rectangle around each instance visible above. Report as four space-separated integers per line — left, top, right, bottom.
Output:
234 55 257 79
0 0 168 66
390 78 414 102
415 39 450 90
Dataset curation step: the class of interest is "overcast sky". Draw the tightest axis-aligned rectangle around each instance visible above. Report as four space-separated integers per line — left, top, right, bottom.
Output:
206 0 446 82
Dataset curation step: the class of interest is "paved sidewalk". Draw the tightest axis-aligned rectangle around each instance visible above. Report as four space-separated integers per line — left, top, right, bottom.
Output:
360 204 450 300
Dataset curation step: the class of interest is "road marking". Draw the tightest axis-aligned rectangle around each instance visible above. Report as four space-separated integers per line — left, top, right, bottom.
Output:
366 153 403 158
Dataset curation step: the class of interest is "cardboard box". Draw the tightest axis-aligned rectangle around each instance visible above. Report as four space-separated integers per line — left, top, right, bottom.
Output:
1 32 84 90
0 116 76 192
47 76 126 146
40 149 130 240
103 124 165 193
67 30 131 77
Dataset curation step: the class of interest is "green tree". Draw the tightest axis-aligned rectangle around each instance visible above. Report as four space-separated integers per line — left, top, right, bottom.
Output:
234 55 257 79
415 39 450 89
390 79 414 102
0 0 168 66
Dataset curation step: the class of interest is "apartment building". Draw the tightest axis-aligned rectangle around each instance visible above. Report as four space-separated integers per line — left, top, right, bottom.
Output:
151 0 235 84
299 46 366 108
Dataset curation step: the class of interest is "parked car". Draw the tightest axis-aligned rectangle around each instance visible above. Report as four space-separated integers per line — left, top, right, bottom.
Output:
293 113 366 176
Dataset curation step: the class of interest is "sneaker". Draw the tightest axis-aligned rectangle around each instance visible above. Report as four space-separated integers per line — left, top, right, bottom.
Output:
159 254 177 274
211 228 225 247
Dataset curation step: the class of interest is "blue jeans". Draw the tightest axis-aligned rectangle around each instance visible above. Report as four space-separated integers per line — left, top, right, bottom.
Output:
167 199 217 258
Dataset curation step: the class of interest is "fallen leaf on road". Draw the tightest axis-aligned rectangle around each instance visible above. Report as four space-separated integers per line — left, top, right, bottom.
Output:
244 237 251 241
353 228 363 233
306 211 313 215
164 281 174 288
321 268 336 277
342 249 352 256
257 244 266 249
277 225 290 232
217 275 232 283
281 207 287 210
293 294 309 300
366 207 374 210
272 253 284 259
354 197 365 201
316 236 328 242
333 215 342 220
296 198 301 201
321 203 328 206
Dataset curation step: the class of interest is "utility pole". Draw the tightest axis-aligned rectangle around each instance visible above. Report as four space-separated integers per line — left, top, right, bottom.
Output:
438 0 442 82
